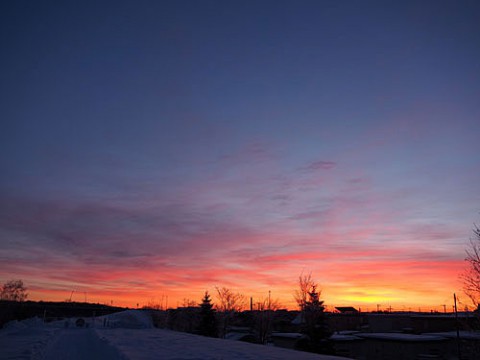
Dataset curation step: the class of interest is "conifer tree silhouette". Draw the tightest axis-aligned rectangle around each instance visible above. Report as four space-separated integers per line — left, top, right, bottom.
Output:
198 291 218 337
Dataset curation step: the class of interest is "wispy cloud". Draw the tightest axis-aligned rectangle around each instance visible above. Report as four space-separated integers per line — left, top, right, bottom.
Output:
300 160 337 171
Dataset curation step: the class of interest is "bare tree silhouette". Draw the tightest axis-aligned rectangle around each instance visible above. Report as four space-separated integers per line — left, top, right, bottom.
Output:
295 272 315 315
463 223 480 308
215 286 245 338
0 280 27 302
252 293 281 344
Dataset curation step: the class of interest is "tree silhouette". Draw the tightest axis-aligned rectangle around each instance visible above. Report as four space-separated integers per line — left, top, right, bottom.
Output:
198 291 217 337
463 223 480 308
295 272 315 314
252 294 281 344
303 285 331 351
215 286 245 338
294 273 332 354
0 280 27 302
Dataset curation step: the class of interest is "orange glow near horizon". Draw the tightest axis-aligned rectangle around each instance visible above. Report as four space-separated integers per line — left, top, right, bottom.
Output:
3 205 470 313
22 256 466 312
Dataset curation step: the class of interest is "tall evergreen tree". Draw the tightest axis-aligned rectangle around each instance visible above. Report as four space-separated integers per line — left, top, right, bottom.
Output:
198 291 218 337
295 274 332 354
302 286 330 344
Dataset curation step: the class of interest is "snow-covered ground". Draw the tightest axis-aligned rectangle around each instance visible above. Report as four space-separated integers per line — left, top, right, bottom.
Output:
0 310 352 360
0 317 59 360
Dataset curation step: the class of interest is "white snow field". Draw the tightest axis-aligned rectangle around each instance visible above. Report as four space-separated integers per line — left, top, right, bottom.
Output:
0 310 352 360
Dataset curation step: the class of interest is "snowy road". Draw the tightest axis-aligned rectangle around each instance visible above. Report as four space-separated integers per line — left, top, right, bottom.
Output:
42 328 123 360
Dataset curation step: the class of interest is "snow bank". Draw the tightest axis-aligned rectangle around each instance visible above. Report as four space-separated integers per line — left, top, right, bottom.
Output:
42 328 125 360
97 328 353 360
100 309 153 329
0 321 60 360
3 316 44 330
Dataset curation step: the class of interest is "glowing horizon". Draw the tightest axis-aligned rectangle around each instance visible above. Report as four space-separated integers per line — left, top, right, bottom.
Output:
14 247 468 311
25 268 464 312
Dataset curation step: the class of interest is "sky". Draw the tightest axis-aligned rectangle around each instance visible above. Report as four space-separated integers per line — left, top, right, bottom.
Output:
1 0 479 311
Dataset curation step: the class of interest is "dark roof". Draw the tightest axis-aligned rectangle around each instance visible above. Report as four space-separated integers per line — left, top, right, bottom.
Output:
335 306 359 313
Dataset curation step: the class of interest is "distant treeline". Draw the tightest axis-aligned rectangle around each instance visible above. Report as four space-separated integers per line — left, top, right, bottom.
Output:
0 300 126 328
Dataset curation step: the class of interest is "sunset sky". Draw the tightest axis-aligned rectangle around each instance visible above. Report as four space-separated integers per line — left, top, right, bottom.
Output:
1 1 479 311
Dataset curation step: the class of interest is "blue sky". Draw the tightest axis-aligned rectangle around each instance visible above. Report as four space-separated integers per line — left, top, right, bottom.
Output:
1 0 479 308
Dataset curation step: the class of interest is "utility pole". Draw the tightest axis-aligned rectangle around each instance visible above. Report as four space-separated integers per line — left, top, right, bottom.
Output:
454 293 461 360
